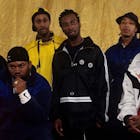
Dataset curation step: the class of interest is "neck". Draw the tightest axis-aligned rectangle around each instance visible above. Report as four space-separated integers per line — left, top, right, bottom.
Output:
69 36 84 47
36 31 52 42
121 36 134 46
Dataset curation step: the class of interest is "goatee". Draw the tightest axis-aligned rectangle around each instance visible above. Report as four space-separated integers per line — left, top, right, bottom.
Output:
123 35 130 38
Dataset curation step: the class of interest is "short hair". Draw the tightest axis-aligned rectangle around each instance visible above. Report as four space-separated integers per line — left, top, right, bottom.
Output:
59 9 80 27
32 8 51 23
32 8 51 31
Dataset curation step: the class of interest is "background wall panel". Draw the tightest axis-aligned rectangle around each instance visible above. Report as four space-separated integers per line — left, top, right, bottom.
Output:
0 0 140 58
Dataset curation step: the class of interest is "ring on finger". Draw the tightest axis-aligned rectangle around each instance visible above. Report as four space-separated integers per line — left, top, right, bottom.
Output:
14 80 18 85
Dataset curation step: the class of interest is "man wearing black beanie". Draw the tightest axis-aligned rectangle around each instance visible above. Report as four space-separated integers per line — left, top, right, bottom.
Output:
0 46 52 140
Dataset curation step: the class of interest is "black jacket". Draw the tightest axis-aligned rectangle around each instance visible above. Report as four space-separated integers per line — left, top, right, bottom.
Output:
52 37 109 128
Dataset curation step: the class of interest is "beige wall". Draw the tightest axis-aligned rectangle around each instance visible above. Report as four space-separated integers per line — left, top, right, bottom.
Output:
0 0 140 58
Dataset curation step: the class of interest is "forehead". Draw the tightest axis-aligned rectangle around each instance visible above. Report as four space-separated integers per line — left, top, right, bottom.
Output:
121 17 136 24
61 14 77 22
34 14 49 20
8 61 27 66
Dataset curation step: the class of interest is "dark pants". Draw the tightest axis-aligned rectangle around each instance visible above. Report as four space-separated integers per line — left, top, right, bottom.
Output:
103 119 140 140
61 123 103 140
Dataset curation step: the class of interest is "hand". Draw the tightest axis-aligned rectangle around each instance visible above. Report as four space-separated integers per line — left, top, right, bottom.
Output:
127 115 140 134
54 118 64 136
96 121 102 128
13 78 27 94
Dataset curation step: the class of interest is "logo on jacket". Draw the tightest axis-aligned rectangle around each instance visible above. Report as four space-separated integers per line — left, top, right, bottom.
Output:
88 62 93 68
79 59 85 65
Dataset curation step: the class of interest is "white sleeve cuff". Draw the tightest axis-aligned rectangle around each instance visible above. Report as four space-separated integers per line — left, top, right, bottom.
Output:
18 89 31 104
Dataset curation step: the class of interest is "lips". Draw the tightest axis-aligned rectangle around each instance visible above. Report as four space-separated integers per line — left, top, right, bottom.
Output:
15 74 21 77
38 28 47 34
67 30 75 36
123 28 130 32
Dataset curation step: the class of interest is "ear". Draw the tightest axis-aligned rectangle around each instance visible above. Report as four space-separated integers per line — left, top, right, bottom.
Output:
29 61 32 69
32 24 37 32
135 27 138 33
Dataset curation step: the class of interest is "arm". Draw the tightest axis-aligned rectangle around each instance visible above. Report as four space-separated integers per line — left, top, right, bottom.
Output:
117 73 140 133
93 48 109 126
14 77 52 123
117 73 137 122
51 52 64 136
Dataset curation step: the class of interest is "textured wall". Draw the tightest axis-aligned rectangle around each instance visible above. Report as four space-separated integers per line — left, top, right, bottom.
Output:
0 0 140 58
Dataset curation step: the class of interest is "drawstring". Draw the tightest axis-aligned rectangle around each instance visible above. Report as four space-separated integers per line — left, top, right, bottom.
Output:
36 32 55 69
36 40 41 69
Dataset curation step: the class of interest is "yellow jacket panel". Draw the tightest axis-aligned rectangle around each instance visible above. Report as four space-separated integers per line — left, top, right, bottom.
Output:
25 35 64 87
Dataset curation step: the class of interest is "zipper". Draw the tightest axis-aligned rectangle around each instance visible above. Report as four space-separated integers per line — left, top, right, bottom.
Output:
62 46 84 67
56 46 94 67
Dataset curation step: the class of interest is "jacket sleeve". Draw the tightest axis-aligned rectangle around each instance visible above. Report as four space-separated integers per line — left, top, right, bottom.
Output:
50 52 62 121
17 80 52 123
93 47 109 124
117 73 137 122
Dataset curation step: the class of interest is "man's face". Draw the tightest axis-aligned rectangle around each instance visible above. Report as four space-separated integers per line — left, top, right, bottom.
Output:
60 14 80 40
8 61 32 80
34 14 50 35
119 17 137 37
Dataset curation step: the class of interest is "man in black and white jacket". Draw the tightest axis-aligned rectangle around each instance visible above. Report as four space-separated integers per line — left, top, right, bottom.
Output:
51 9 109 140
118 52 140 138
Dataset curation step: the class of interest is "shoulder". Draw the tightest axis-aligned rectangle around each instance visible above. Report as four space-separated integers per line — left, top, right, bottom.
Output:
127 53 140 82
128 53 140 72
53 35 65 50
0 80 9 94
83 36 97 47
31 72 51 91
24 40 37 51
133 36 140 44
105 44 119 57
53 35 65 44
83 37 104 55
0 55 6 66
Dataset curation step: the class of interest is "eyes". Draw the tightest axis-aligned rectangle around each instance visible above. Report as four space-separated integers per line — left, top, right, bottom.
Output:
8 63 27 70
120 19 136 26
35 18 49 24
61 19 78 28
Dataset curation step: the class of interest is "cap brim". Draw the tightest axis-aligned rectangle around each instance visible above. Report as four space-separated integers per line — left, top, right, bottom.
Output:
116 16 123 24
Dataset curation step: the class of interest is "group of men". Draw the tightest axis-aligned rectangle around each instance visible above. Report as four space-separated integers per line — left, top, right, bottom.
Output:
0 7 140 140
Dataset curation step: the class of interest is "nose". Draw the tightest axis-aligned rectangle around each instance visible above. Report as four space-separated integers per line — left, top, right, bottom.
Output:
38 23 45 29
13 66 21 73
64 24 74 31
39 20 48 28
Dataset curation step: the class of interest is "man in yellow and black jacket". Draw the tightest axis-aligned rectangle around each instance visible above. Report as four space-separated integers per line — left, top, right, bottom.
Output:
25 7 64 87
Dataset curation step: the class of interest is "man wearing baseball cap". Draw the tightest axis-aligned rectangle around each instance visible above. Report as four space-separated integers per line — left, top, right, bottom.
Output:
25 7 64 87
116 12 140 33
105 12 140 139
0 46 52 140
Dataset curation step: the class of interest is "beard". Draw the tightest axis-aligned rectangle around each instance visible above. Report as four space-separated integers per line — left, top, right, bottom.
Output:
64 28 80 41
123 35 131 38
36 28 48 40
67 32 79 41
68 35 77 41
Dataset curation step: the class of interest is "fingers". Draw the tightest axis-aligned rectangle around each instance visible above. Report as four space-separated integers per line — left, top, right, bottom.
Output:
12 78 27 94
127 117 140 134
55 124 64 136
14 80 18 85
128 126 140 134
55 119 64 137
57 128 64 137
